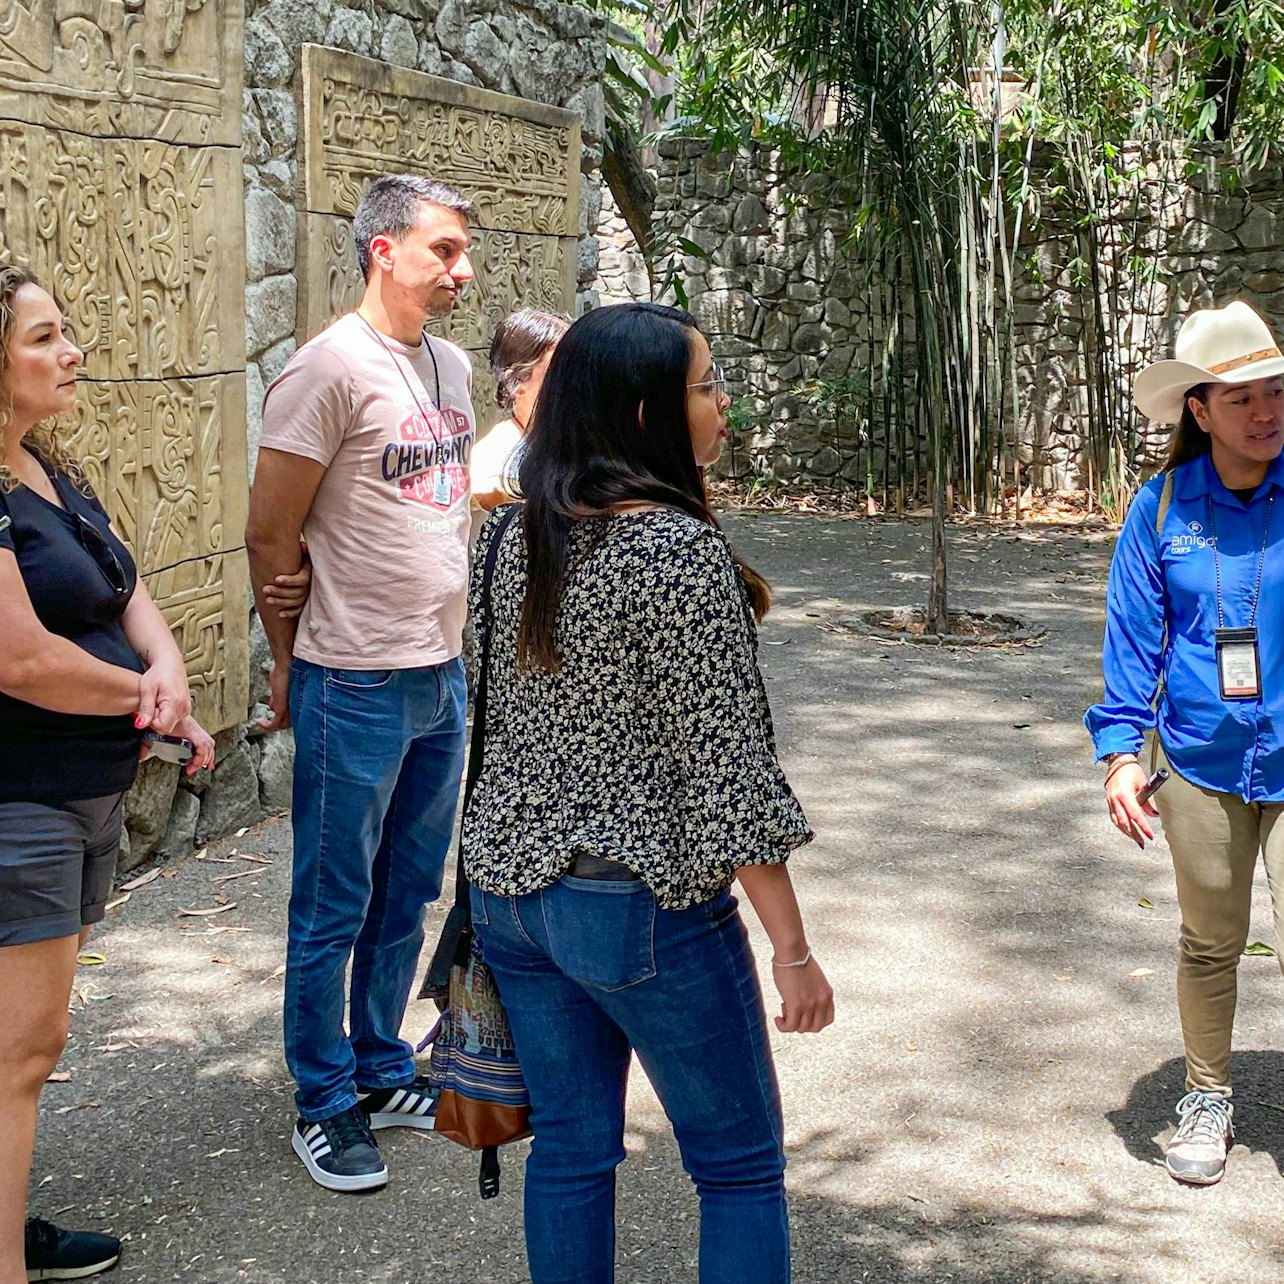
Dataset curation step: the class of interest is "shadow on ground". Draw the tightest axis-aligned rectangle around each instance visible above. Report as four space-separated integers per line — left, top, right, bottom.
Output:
1108 1052 1284 1176
30 517 1284 1283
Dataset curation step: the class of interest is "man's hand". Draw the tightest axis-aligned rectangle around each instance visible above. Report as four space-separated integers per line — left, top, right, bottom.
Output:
263 542 313 620
258 661 292 732
246 448 326 730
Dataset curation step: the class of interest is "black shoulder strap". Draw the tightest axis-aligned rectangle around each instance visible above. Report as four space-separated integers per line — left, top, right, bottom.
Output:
454 501 521 904
420 503 520 999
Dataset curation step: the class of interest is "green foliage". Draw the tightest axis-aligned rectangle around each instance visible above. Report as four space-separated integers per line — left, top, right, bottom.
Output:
801 373 871 439
586 0 1284 537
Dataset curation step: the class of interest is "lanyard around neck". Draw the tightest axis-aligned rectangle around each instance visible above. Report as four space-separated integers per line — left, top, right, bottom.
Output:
1207 491 1274 629
358 313 444 442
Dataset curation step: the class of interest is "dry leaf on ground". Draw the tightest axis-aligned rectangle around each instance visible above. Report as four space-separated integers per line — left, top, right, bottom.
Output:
178 903 237 918
119 868 161 892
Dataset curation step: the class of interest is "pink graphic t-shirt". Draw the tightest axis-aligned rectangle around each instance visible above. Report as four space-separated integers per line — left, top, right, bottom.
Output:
259 312 476 669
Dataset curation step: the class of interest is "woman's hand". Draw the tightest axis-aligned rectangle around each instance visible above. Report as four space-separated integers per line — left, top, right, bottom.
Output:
136 658 192 735
140 714 216 775
174 715 216 776
262 544 312 620
771 955 835 1034
1105 759 1157 848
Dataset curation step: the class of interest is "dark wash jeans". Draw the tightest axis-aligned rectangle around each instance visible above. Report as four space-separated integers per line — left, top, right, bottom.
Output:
473 877 790 1284
285 657 466 1120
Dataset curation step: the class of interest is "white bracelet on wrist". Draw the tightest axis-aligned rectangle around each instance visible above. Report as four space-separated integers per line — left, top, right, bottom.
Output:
771 947 812 969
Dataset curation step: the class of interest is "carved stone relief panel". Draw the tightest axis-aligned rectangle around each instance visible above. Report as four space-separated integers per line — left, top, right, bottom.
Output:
298 46 581 437
469 359 500 434
148 551 250 733
0 2 248 732
105 140 245 380
301 46 580 237
0 0 241 145
66 375 248 577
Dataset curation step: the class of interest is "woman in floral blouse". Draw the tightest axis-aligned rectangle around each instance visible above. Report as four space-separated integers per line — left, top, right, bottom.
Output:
466 302 834 1284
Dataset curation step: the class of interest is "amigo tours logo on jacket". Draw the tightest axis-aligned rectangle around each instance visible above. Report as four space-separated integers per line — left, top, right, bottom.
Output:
1170 519 1215 556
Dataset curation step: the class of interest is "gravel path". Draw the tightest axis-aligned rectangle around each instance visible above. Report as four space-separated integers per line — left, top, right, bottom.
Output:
31 514 1284 1283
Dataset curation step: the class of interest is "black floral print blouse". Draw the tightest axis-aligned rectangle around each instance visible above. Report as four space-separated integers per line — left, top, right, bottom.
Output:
462 506 812 910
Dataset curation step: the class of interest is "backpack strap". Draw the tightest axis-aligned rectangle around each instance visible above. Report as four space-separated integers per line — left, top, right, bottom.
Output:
1155 469 1174 540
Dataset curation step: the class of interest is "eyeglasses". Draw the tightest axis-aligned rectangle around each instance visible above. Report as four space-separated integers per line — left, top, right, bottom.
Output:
75 513 129 595
687 364 727 397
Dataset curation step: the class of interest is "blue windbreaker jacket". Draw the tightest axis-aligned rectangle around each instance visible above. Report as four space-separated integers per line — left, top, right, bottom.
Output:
1085 452 1284 802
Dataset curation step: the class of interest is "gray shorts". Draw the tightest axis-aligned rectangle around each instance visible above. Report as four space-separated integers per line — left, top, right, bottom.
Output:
0 793 124 947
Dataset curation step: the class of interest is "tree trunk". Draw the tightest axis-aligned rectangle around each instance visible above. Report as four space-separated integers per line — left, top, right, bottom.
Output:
639 11 676 167
602 124 658 261
928 465 949 634
1208 0 1246 140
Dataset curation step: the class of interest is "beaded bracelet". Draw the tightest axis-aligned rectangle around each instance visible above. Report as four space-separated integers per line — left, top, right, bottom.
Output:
772 947 813 969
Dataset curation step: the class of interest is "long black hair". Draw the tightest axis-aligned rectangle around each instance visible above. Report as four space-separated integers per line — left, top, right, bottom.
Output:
1164 384 1212 472
515 301 770 671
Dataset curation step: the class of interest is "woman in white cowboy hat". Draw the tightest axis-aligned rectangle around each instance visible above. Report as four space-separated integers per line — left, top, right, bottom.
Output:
1086 299 1284 1187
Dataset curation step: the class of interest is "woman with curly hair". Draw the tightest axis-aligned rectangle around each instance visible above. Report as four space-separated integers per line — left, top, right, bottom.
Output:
0 266 217 1282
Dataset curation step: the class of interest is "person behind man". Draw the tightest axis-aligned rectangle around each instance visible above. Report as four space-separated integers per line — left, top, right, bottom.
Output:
471 307 569 514
245 175 477 1193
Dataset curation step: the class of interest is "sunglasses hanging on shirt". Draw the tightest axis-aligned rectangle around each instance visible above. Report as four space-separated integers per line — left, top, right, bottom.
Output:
74 512 129 595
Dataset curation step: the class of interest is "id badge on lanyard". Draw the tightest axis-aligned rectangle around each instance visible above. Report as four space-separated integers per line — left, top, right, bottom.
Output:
1215 627 1262 700
432 469 451 506
1207 493 1273 703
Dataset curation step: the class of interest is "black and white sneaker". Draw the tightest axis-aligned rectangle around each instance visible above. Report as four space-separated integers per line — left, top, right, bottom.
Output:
292 1106 389 1192
25 1217 120 1280
358 1074 438 1131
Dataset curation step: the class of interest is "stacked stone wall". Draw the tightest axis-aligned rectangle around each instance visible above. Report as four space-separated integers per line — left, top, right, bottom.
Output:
594 186 651 305
653 136 1284 491
1010 152 1284 487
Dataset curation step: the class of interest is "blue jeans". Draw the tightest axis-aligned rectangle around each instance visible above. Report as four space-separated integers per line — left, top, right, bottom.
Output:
285 657 466 1120
473 878 789 1284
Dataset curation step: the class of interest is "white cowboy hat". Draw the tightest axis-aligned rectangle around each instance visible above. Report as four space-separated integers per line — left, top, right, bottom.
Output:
1134 300 1284 424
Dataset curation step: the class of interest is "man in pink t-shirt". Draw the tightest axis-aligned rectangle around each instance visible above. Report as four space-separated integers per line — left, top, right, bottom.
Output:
246 175 477 1193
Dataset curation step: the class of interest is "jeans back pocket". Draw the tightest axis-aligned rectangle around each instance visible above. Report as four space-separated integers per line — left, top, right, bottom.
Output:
324 667 395 690
542 877 657 992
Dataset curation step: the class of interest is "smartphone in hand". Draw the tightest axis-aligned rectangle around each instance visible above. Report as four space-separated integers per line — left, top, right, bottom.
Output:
142 730 195 765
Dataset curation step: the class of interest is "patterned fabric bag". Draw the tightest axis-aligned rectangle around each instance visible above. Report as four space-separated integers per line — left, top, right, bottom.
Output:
419 935 531 1196
418 504 529 1198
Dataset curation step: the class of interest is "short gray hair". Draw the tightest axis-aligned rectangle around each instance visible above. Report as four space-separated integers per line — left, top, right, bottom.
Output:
352 175 478 279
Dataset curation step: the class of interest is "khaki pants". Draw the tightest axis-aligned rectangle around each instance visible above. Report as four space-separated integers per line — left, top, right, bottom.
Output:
1152 742 1284 1095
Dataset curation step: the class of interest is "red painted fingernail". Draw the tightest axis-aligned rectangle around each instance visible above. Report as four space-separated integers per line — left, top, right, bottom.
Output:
134 716 147 728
